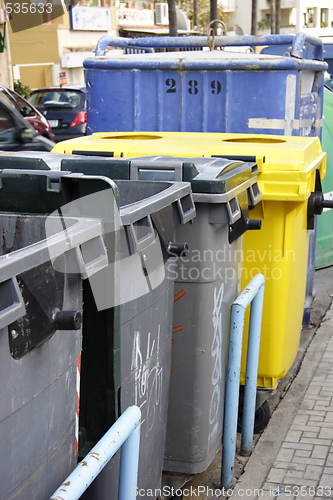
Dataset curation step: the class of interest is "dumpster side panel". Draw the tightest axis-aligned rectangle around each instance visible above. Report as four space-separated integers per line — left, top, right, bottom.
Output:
316 86 333 268
226 70 292 135
86 69 136 133
85 56 321 138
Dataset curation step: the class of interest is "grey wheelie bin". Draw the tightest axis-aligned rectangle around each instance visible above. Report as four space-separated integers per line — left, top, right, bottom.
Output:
127 157 262 479
58 153 261 484
82 181 195 500
0 160 195 500
42 157 195 499
0 169 113 500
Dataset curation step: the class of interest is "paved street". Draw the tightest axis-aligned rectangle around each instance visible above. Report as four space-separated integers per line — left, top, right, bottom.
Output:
182 266 333 500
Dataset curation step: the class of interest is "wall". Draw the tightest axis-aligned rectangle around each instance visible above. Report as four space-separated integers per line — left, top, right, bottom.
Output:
0 0 12 87
230 0 333 36
228 0 251 33
8 5 117 89
9 23 59 89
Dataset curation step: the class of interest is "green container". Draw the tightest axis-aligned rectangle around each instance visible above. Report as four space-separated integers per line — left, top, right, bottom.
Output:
316 85 333 269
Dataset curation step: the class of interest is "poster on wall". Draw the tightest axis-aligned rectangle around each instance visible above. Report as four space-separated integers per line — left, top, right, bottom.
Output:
116 8 154 27
70 6 111 31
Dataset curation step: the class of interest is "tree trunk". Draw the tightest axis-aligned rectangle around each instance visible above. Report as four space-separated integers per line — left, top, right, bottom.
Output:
193 0 198 28
270 0 276 34
251 0 257 35
275 0 281 33
168 0 178 36
210 0 219 34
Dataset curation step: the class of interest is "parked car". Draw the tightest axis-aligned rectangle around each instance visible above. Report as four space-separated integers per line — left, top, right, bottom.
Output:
0 93 55 151
28 86 87 142
0 84 55 141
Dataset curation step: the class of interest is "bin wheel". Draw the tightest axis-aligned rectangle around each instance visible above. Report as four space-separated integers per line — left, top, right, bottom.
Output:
237 400 270 434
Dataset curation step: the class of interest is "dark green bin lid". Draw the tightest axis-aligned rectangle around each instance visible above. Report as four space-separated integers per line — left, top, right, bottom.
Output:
61 155 258 194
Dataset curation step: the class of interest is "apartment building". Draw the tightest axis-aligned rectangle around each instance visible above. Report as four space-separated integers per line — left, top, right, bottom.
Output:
228 0 333 36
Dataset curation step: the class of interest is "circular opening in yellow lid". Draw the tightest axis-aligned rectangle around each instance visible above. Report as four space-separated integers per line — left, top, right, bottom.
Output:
223 137 286 144
102 134 163 140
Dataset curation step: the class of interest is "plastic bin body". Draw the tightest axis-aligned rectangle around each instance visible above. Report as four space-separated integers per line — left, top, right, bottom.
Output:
84 34 326 138
130 158 261 474
116 180 192 493
53 131 326 390
0 170 113 500
83 257 175 500
316 86 333 268
0 218 81 500
59 153 261 474
64 176 195 499
165 203 243 473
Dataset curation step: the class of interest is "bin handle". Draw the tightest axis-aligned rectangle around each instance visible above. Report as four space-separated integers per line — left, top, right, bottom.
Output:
207 20 227 51
247 182 262 209
0 277 26 331
95 36 154 56
290 32 324 60
127 215 156 253
226 196 241 225
130 158 184 182
176 196 196 225
94 33 324 59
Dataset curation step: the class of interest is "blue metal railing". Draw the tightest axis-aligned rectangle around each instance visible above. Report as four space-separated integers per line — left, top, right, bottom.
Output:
94 33 324 60
50 406 141 500
221 274 265 489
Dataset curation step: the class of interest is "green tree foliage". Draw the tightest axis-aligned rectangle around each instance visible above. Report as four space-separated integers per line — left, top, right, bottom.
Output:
258 17 270 31
14 80 31 98
176 0 228 32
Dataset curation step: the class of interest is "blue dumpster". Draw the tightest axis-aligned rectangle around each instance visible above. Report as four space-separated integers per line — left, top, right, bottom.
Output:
84 32 326 138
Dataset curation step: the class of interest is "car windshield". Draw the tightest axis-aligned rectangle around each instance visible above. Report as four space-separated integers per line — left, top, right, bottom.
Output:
0 102 18 144
28 90 85 110
8 89 35 117
0 88 21 113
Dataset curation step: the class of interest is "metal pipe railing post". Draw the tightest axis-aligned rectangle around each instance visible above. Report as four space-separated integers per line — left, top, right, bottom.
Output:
241 283 265 456
221 274 265 489
119 416 141 499
50 405 141 500
221 303 245 489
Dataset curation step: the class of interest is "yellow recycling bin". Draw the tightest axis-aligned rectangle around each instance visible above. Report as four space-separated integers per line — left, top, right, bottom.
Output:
53 132 326 391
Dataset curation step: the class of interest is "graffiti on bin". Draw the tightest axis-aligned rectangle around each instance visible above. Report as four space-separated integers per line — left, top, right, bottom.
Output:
208 282 224 449
131 326 163 433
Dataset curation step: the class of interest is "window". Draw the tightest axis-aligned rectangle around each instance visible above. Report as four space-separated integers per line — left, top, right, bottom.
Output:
0 103 17 144
321 8 328 27
305 8 314 26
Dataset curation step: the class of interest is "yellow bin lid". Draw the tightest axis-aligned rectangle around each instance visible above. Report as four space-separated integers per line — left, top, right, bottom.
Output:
53 132 326 202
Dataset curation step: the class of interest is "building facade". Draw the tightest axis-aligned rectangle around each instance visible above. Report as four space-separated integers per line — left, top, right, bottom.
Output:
7 1 192 90
0 0 12 88
8 3 118 90
228 0 333 37
6 0 333 91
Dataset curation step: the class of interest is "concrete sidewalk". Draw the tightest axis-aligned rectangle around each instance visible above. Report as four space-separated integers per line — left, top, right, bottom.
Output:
182 266 333 500
232 297 333 499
